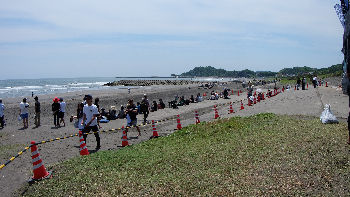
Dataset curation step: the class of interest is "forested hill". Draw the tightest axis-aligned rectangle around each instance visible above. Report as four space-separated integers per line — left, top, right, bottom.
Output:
179 66 275 78
178 64 342 78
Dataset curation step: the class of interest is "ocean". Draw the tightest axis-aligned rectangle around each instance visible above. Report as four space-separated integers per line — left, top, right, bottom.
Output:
0 77 233 98
0 77 187 98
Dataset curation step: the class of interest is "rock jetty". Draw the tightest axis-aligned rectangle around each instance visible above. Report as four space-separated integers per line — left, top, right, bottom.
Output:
104 80 208 86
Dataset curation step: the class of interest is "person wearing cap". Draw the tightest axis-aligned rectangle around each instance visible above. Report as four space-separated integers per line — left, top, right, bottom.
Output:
52 97 60 127
19 98 29 129
140 94 149 124
34 96 40 127
82 94 101 149
0 98 4 128
59 98 66 127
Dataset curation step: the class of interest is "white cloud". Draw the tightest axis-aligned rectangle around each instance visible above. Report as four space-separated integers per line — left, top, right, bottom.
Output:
0 0 343 42
0 0 344 79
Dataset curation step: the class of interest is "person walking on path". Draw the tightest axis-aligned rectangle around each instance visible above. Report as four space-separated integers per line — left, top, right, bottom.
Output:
52 97 60 127
19 98 29 129
34 96 40 127
125 99 141 136
140 94 150 124
247 82 253 98
302 77 306 90
59 98 66 127
296 78 301 90
0 98 5 128
312 76 318 88
82 94 101 149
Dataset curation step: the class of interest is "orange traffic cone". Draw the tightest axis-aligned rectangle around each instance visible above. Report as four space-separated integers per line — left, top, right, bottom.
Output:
231 89 234 94
307 83 308 88
214 105 219 119
240 100 244 110
79 131 89 156
151 120 159 138
237 91 240 96
195 111 200 124
248 99 252 106
177 115 182 130
229 102 234 113
203 92 207 97
262 93 265 100
121 126 129 147
253 97 256 104
326 82 328 87
28 141 52 182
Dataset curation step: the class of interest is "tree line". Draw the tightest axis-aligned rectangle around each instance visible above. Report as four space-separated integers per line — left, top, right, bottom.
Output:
177 64 342 78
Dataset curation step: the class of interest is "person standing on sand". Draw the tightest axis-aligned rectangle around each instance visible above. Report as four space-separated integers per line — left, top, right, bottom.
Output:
76 103 84 130
59 98 66 127
34 96 40 127
140 94 149 124
52 97 60 127
125 99 141 136
82 94 101 149
247 82 253 98
0 99 5 128
19 98 29 129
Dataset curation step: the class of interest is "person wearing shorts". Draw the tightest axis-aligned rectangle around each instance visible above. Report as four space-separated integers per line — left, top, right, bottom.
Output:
19 98 29 129
82 94 101 149
125 99 141 136
59 98 66 127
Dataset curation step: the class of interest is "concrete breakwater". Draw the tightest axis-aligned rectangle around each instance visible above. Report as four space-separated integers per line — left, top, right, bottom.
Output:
104 80 210 86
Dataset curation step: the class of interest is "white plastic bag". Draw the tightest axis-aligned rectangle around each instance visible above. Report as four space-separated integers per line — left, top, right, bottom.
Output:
320 104 339 124
17 115 22 121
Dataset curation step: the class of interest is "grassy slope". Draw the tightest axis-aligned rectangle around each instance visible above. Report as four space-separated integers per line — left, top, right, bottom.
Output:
20 114 350 196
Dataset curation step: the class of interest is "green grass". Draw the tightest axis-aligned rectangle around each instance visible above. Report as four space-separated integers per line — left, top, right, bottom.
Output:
280 78 296 85
19 113 350 196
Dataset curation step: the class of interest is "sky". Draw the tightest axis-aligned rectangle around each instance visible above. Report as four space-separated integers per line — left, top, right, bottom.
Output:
0 0 345 79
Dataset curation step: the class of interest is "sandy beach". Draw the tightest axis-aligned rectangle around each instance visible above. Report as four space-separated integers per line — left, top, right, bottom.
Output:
0 80 348 196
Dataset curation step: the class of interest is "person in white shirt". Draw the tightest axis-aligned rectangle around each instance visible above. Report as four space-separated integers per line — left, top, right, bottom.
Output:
81 94 101 149
59 98 66 127
0 98 4 128
312 76 318 88
19 98 29 129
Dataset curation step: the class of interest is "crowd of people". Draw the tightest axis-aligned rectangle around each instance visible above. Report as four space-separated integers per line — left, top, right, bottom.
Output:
294 76 324 90
0 86 240 148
